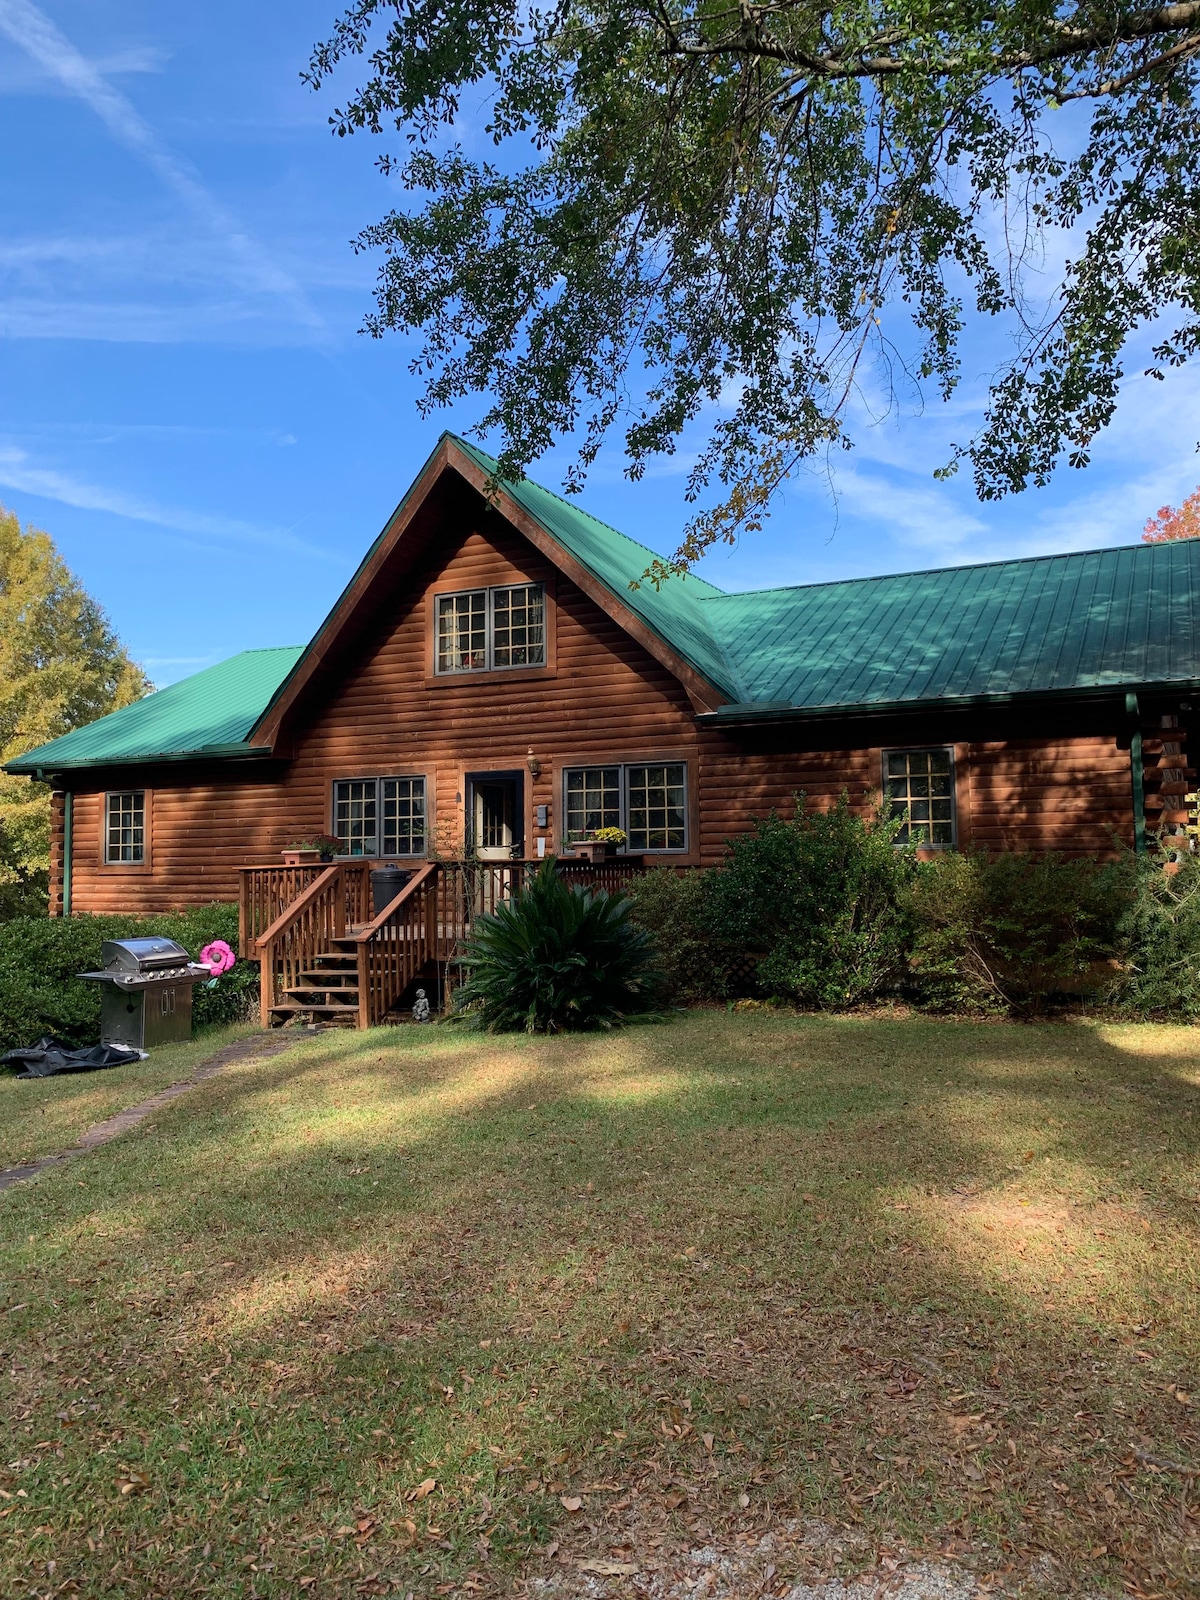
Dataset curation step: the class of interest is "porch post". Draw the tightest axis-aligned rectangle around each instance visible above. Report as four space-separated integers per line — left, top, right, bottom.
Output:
1126 692 1146 857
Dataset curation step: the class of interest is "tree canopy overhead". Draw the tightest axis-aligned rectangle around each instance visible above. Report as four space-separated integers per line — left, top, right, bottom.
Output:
308 1 1200 576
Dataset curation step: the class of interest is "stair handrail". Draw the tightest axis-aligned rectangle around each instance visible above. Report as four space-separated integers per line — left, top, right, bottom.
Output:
349 860 439 942
253 862 341 952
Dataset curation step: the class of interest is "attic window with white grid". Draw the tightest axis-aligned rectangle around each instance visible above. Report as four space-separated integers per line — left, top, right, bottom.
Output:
435 584 545 673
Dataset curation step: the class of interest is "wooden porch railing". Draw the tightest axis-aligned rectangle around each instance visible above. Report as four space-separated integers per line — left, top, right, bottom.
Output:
238 863 327 957
247 855 647 1028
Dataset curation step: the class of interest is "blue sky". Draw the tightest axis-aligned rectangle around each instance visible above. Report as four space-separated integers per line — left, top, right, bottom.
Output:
2 1 1199 686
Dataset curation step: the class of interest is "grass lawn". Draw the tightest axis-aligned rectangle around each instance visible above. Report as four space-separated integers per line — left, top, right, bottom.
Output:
0 1024 258 1171
0 1011 1197 1599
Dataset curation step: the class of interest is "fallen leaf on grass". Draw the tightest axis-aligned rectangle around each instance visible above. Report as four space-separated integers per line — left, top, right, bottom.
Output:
578 1559 639 1575
560 1495 583 1512
116 1469 149 1495
662 1489 687 1509
408 1477 437 1501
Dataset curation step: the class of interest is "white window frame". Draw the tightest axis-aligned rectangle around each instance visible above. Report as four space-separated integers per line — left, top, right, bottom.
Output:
332 776 427 857
882 746 957 847
434 583 546 674
104 790 146 864
561 762 689 854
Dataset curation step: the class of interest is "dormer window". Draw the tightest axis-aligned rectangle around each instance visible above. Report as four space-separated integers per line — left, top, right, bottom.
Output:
435 583 545 673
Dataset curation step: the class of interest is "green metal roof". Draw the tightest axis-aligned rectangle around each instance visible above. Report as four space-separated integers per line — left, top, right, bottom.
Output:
701 540 1200 715
5 648 304 774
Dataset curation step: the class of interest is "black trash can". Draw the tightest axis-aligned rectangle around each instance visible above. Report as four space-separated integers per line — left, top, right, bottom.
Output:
371 864 413 916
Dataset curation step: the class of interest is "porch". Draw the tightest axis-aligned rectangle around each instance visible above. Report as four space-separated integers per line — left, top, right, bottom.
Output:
238 857 646 1029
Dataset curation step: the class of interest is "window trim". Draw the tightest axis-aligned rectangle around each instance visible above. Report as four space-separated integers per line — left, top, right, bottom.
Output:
881 745 957 849
432 581 548 676
102 788 149 868
331 774 429 858
560 760 690 855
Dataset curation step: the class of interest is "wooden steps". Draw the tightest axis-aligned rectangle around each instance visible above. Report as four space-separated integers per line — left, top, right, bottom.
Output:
269 939 361 1027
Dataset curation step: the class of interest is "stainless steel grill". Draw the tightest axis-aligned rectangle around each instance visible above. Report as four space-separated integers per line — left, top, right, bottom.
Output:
79 938 212 1050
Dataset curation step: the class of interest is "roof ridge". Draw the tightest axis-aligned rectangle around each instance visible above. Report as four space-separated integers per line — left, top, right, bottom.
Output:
445 433 728 598
701 538 1175 603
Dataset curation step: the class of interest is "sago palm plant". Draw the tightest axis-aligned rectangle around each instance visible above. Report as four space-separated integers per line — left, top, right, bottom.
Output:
450 859 664 1033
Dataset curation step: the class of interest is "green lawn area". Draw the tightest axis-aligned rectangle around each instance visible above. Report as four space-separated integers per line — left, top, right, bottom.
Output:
0 1012 1197 1599
0 1024 257 1171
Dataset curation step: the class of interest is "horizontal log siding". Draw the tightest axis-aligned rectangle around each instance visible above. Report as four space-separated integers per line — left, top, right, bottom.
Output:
695 731 1134 860
696 738 878 863
964 736 1133 855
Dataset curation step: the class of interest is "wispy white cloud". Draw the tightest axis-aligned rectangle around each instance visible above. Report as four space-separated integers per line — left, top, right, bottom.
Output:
833 466 987 553
0 442 331 558
0 0 326 337
0 297 324 344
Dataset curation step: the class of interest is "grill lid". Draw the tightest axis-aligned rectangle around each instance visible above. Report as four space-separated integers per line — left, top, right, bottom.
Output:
101 937 191 973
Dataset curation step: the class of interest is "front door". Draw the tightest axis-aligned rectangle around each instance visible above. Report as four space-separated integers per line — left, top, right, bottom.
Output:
467 772 524 860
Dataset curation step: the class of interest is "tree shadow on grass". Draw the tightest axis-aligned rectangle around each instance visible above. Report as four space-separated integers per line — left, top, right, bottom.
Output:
2 1013 1198 1599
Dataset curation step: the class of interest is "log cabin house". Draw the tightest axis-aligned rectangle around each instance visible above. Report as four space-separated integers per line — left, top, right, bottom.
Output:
7 432 1199 1026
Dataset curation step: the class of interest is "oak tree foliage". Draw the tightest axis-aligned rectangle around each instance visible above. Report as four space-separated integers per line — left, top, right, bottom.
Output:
0 508 148 915
308 0 1200 575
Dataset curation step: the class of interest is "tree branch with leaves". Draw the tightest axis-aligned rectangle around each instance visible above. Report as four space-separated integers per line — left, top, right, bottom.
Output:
308 1 1200 577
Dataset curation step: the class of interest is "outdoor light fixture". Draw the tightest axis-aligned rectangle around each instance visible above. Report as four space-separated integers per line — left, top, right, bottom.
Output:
527 748 542 779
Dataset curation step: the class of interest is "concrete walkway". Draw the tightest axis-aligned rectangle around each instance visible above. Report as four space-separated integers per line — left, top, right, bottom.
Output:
0 1032 297 1192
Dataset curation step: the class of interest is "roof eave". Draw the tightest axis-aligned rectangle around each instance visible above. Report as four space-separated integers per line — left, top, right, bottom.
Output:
4 742 275 778
696 679 1200 727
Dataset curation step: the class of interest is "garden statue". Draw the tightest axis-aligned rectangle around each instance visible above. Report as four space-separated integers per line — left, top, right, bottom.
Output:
412 989 431 1023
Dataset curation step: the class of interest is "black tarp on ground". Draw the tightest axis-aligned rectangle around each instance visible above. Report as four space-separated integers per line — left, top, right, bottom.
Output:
1 1037 143 1079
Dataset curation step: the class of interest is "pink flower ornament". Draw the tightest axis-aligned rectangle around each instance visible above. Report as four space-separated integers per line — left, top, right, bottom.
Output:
200 939 236 977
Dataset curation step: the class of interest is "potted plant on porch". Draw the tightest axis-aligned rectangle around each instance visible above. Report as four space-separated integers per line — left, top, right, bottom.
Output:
282 834 341 867
569 826 627 863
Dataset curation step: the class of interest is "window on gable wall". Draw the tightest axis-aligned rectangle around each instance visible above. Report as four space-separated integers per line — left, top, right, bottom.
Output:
884 749 955 845
333 777 426 856
562 763 688 852
435 584 545 672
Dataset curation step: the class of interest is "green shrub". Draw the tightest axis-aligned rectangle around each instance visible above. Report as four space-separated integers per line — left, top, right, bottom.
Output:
450 859 664 1032
624 867 726 1002
0 904 256 1054
1114 851 1200 1016
908 850 1128 1014
701 796 916 1008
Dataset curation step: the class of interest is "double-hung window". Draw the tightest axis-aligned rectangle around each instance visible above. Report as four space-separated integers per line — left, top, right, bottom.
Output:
884 748 955 846
104 790 145 864
435 583 545 673
333 777 426 856
562 762 688 853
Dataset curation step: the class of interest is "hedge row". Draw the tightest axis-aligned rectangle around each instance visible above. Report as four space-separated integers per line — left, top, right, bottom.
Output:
0 904 258 1056
625 797 1200 1017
